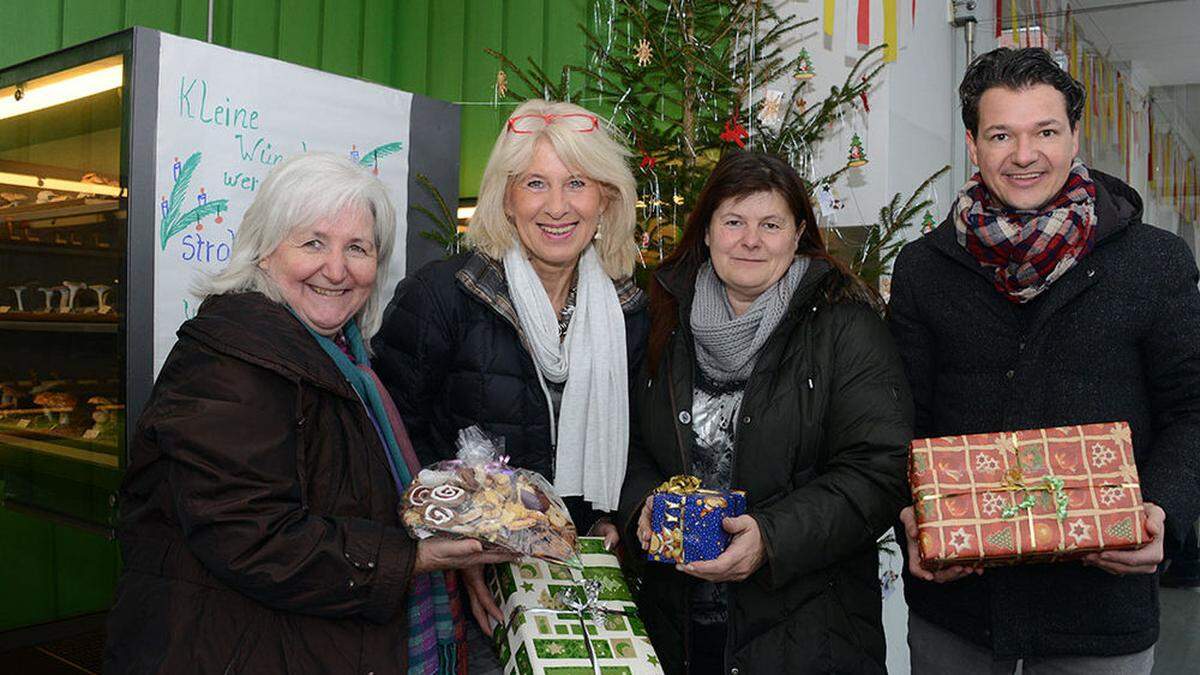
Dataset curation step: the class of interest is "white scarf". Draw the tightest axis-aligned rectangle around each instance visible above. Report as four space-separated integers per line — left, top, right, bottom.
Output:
502 243 628 512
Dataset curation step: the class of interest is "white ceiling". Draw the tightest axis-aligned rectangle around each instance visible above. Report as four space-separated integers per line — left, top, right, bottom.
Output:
1072 0 1200 87
1071 0 1200 143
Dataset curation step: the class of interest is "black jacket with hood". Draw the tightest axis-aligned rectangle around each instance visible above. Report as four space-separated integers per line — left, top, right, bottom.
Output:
889 170 1200 658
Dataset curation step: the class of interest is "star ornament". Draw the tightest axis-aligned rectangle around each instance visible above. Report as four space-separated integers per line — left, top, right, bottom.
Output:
635 38 653 67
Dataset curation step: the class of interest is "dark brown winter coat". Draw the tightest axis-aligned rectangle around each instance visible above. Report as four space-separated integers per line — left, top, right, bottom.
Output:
104 292 416 674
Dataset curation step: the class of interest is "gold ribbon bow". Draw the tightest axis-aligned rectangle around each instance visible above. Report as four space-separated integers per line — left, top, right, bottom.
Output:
657 475 702 494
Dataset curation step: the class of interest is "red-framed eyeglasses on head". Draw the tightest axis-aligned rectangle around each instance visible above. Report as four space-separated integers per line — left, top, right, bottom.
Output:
506 113 599 134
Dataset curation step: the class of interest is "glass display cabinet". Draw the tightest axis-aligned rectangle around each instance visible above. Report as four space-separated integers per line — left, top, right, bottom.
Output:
0 29 157 637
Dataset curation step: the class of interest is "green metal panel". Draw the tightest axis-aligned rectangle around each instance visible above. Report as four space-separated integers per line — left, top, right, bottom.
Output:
124 0 182 33
178 0 211 39
0 0 61 67
426 1 466 103
0 509 58 631
459 0 505 195
361 0 395 85
276 0 322 69
393 1 430 93
61 0 123 47
320 0 365 78
230 0 280 58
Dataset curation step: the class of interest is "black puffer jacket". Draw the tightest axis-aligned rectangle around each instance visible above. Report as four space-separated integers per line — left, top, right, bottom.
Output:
373 251 649 526
889 170 1200 658
618 258 914 674
105 293 416 674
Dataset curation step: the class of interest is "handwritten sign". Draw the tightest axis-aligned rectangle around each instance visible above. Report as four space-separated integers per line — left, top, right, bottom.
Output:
153 34 412 375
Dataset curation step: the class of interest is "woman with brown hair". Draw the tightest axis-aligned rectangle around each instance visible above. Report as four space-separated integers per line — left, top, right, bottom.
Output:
618 150 913 674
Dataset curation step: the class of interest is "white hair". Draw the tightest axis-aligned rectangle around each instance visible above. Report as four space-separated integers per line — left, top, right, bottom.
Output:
466 99 639 279
194 152 397 340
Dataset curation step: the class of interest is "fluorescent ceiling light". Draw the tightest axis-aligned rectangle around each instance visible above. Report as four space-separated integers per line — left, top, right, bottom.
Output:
0 61 123 122
0 171 124 197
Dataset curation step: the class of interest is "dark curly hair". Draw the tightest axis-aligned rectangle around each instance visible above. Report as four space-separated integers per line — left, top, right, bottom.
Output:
960 47 1086 135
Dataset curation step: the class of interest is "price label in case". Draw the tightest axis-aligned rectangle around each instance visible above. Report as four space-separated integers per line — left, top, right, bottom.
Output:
15 419 30 429
82 429 101 439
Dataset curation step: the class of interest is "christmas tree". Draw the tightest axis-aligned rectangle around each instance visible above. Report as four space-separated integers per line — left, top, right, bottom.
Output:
486 0 945 283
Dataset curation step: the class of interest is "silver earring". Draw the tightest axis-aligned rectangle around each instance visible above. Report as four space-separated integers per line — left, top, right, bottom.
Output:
593 215 603 241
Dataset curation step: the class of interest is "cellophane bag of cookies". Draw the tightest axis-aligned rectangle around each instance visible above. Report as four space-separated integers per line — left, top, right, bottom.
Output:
401 426 580 565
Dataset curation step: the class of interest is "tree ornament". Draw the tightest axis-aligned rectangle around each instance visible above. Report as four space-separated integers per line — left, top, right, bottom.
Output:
496 70 508 97
757 90 785 127
794 48 815 80
634 38 653 67
920 210 936 234
847 133 868 167
720 114 749 148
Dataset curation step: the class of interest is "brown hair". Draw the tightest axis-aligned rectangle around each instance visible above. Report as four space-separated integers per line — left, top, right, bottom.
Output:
646 150 875 373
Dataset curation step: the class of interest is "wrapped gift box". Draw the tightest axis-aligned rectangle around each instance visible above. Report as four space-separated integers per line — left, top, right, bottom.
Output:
488 536 664 675
909 422 1146 569
645 476 746 564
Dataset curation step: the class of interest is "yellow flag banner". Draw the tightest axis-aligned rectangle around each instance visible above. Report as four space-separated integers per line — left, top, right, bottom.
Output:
825 0 836 37
884 0 898 62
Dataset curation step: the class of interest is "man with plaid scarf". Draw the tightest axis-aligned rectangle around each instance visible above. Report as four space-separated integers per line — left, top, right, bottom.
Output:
889 47 1200 674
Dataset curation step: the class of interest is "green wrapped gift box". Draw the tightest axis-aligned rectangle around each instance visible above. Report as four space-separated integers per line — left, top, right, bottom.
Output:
488 537 664 675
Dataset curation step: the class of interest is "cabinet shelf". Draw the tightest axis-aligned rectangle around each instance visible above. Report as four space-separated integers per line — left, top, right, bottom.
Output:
0 312 119 333
0 198 121 225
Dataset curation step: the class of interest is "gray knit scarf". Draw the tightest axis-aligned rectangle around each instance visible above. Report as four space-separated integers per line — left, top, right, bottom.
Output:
690 256 809 384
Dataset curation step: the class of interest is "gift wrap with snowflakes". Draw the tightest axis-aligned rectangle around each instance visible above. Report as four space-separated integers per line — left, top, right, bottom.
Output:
488 537 664 674
645 477 746 564
909 422 1146 569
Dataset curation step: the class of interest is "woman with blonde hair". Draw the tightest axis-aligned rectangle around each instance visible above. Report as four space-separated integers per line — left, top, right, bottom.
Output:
373 99 648 667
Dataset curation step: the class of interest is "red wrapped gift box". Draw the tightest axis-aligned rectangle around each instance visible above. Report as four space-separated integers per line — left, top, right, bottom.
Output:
909 422 1146 570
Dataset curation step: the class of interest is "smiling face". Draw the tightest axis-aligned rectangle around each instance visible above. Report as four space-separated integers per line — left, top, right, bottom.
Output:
258 206 378 337
705 190 800 313
505 138 606 276
967 83 1080 211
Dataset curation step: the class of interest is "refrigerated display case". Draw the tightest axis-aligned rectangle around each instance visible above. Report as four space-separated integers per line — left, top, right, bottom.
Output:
0 32 150 636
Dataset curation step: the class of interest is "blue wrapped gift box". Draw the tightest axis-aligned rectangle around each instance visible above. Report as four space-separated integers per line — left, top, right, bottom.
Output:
645 476 746 564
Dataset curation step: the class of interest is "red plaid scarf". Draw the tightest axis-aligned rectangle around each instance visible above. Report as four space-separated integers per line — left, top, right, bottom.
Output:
955 163 1096 303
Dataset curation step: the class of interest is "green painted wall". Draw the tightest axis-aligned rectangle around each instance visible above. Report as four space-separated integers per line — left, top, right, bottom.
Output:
0 0 593 196
0 0 591 633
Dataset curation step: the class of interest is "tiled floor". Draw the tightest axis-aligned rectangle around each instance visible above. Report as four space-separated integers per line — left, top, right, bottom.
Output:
1 586 1197 673
1154 585 1200 674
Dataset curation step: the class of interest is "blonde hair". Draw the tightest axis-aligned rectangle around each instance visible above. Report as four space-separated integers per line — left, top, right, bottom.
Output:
466 99 638 279
195 152 397 341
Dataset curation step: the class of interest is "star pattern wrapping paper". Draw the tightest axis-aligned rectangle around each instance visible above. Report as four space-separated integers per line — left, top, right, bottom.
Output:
909 422 1146 569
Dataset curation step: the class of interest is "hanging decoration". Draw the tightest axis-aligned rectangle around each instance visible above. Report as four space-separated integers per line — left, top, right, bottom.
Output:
794 48 815 80
758 90 786 127
720 113 749 148
884 0 898 63
634 38 653 67
495 70 509 98
857 0 871 48
920 210 936 234
847 132 868 167
859 76 871 113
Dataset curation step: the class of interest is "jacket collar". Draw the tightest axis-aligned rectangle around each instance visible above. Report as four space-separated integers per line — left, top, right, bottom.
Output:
454 249 649 324
654 253 836 324
177 292 359 401
924 166 1134 280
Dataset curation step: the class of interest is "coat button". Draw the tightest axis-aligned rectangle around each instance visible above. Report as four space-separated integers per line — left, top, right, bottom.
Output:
731 668 739 675
1006 370 1015 379
678 410 692 424
348 579 356 589
741 415 751 425
1087 269 1095 278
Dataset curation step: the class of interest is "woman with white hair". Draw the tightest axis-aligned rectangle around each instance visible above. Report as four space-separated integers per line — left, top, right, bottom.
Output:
373 100 648 655
104 153 514 674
